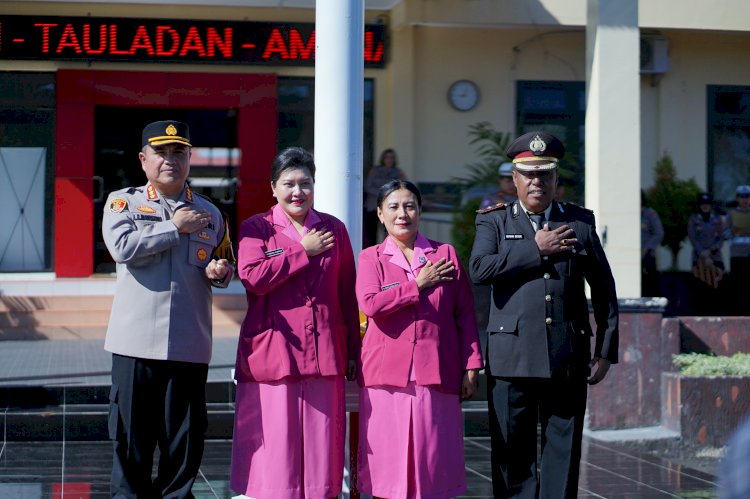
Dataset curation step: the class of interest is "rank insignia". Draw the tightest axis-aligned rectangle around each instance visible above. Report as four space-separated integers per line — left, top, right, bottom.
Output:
146 184 158 200
185 185 194 203
109 198 127 213
198 231 210 240
137 205 157 214
196 248 208 262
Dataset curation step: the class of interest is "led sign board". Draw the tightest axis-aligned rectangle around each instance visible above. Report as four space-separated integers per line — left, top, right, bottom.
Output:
0 16 386 67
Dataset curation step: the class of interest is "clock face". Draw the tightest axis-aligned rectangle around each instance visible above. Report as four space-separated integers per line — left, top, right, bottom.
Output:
448 80 479 111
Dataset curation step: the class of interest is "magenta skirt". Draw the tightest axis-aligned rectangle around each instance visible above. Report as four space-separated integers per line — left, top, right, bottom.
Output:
358 383 467 499
230 376 345 499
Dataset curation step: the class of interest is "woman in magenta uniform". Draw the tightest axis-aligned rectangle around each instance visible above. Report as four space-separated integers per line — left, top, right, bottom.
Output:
356 179 484 498
230 147 360 499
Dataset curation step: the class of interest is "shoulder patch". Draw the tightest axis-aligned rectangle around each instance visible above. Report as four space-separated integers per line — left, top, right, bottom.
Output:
476 202 506 214
109 197 128 213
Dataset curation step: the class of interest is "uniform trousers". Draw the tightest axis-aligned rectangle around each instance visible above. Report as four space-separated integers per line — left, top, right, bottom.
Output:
488 376 587 499
109 354 209 499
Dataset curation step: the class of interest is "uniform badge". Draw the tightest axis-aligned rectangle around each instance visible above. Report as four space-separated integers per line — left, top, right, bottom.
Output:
381 282 400 291
146 184 158 200
198 231 210 240
109 198 127 213
185 185 194 203
137 205 157 214
264 248 284 258
476 202 505 214
529 135 547 155
418 256 427 264
196 248 208 262
505 234 523 240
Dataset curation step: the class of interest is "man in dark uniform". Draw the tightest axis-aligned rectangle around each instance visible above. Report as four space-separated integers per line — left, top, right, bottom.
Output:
102 121 235 498
469 131 619 499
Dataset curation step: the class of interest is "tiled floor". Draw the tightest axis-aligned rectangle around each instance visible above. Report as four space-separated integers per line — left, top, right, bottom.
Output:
0 435 718 498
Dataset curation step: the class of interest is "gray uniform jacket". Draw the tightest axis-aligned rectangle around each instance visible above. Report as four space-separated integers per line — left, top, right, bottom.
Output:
102 183 234 364
688 212 724 264
469 201 619 378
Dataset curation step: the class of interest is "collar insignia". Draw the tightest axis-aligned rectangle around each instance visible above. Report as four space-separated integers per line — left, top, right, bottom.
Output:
185 185 194 203
146 184 158 200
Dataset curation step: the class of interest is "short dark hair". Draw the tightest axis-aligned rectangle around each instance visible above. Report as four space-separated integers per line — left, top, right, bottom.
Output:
376 179 422 209
271 147 316 185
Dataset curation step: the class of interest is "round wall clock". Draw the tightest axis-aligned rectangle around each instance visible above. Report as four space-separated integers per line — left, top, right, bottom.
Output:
447 80 480 111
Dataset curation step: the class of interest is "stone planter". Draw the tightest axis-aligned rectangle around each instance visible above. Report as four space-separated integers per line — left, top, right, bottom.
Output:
662 372 750 447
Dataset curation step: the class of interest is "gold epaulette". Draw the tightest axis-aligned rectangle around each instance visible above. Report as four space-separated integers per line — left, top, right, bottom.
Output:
476 202 506 214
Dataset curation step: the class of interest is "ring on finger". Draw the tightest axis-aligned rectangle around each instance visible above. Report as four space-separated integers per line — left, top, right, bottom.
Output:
561 239 567 245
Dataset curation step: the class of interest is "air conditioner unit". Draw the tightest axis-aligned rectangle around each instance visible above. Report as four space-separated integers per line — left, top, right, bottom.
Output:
640 35 670 74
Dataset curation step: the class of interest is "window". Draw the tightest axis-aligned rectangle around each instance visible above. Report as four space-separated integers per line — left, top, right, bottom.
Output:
516 80 585 204
707 85 750 204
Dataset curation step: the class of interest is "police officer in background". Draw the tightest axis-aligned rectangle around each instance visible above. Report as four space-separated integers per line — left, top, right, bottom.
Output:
480 161 518 209
470 131 619 499
102 120 235 498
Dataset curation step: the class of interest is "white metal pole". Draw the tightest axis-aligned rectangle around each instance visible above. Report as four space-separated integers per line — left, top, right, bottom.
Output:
314 0 365 257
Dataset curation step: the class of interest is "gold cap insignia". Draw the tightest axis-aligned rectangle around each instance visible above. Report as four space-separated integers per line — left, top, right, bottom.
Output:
166 124 178 136
529 135 547 155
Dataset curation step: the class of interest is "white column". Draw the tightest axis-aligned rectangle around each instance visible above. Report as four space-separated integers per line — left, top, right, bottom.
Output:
585 0 641 297
314 0 365 256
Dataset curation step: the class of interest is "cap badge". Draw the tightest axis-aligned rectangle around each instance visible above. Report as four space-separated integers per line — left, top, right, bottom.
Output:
166 124 177 136
529 135 547 155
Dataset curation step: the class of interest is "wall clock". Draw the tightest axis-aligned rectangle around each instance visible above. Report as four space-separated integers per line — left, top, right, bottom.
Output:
447 80 480 111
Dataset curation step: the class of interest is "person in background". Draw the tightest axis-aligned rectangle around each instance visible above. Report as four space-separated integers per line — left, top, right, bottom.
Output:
641 190 665 297
724 185 750 313
230 147 360 499
688 192 725 307
102 120 234 498
470 131 618 499
356 179 483 499
480 162 518 209
363 148 406 247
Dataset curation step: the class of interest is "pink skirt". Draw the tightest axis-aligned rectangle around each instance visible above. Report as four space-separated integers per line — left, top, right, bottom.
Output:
230 376 345 499
357 383 467 499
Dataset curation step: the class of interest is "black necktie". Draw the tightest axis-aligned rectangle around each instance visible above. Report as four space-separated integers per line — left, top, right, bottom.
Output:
529 212 545 231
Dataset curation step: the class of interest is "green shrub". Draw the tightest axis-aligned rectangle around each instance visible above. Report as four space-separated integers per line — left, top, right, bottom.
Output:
672 352 750 376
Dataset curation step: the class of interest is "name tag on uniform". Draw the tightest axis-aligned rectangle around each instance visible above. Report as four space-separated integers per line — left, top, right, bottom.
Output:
505 234 524 240
381 282 400 291
264 248 284 258
132 214 161 222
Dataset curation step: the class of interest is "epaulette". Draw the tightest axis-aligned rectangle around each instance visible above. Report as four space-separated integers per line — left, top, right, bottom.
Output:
476 202 507 214
561 201 593 214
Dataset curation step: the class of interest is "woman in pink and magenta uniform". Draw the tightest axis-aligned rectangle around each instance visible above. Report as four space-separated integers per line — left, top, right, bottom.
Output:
230 147 360 499
356 179 484 499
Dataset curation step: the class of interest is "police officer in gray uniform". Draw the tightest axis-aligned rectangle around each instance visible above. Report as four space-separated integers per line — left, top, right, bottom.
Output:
102 120 235 498
470 131 619 499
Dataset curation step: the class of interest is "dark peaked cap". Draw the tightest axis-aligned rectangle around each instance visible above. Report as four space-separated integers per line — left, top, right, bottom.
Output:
506 131 565 172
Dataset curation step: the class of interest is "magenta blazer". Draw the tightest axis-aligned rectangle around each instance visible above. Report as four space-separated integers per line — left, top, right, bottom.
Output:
235 205 360 383
356 234 483 394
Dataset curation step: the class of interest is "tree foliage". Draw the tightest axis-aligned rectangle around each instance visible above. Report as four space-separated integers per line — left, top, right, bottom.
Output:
644 154 702 269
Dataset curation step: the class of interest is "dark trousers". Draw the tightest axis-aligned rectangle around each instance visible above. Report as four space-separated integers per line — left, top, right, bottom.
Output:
488 376 588 499
731 257 750 314
109 354 209 499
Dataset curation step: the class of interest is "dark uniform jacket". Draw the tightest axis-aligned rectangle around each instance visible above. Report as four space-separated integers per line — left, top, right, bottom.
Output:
469 201 619 378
